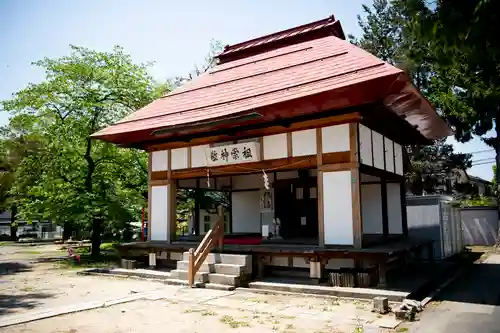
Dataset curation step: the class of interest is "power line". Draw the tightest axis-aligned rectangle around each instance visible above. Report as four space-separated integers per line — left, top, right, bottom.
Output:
467 149 495 155
470 160 496 166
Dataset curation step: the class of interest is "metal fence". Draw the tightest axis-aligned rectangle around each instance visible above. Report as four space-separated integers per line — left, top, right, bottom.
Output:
461 207 499 246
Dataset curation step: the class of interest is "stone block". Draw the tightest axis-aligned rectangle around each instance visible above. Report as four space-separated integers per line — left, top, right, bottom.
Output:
372 296 389 314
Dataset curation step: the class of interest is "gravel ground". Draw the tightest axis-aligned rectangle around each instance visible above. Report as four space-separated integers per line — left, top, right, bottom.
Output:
0 243 389 333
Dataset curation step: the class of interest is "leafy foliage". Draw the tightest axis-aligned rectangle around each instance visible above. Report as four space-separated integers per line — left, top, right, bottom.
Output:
1 45 169 254
352 0 472 194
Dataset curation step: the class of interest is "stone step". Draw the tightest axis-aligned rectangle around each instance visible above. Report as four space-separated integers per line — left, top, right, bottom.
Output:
182 252 252 268
208 273 240 286
214 263 245 275
169 269 209 283
176 261 215 273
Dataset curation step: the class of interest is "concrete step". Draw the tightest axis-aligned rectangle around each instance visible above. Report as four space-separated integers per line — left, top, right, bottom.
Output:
214 263 245 275
208 273 240 286
203 283 236 291
170 269 209 283
176 261 215 273
182 252 252 268
165 279 205 288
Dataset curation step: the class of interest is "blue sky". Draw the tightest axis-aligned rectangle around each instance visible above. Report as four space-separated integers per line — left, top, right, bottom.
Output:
0 0 495 180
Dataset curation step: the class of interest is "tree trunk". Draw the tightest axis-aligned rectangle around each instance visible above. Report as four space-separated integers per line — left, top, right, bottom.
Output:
91 218 102 258
9 206 18 240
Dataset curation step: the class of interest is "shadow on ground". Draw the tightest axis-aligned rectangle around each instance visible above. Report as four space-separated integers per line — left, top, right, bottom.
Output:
0 292 54 315
0 262 32 276
433 261 500 306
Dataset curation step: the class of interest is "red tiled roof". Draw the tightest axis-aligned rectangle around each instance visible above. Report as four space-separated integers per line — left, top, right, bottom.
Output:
92 16 451 146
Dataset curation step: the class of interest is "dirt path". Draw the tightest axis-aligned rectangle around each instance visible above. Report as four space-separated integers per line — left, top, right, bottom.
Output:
0 243 388 333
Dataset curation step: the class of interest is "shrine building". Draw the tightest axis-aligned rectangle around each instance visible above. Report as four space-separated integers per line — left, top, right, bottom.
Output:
92 15 451 287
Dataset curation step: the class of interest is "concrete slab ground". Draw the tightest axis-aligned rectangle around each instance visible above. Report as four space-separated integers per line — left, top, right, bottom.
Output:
0 243 396 333
402 251 500 333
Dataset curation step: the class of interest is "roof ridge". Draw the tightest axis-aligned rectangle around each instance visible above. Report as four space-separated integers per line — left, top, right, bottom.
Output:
217 15 337 58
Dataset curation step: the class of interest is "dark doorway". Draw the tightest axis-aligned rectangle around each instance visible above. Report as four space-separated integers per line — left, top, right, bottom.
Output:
274 170 318 240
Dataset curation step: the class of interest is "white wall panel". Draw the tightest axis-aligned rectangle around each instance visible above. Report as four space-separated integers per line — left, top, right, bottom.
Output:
292 129 316 156
191 145 208 168
394 143 404 175
372 131 384 169
384 137 394 173
150 185 169 241
322 170 353 245
171 148 188 170
321 124 350 153
263 133 287 160
359 124 373 166
361 184 383 234
387 183 403 234
232 191 261 233
151 150 169 172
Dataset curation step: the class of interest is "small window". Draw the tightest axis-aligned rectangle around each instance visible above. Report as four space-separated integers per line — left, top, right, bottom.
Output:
203 215 211 222
204 223 211 232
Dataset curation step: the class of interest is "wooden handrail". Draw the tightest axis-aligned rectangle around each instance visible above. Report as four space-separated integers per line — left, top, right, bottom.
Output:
188 206 225 287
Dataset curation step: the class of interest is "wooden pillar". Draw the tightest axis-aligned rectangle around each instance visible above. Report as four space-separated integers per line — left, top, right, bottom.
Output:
350 123 362 248
316 128 325 247
167 150 177 243
147 152 153 241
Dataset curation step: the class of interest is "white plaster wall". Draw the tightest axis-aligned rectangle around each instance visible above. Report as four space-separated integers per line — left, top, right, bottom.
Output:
394 143 404 175
321 124 350 153
359 124 373 166
384 138 394 173
191 145 208 168
151 150 169 172
232 174 264 190
361 184 383 234
387 183 403 234
150 185 169 241
372 131 384 169
232 191 261 233
171 148 188 170
170 252 183 260
322 170 353 245
263 133 287 160
292 129 316 156
271 257 289 266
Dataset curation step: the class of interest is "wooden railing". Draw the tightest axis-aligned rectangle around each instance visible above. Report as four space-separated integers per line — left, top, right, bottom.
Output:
187 206 225 287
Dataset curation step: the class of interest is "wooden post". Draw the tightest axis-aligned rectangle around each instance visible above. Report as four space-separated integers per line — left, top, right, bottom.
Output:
377 257 387 288
187 248 194 288
350 123 362 248
217 205 224 250
316 128 325 247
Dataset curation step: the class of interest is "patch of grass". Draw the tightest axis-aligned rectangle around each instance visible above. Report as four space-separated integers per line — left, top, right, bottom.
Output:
201 310 217 316
100 242 118 251
219 315 251 329
184 308 194 313
396 328 409 332
22 250 41 255
285 324 295 329
20 286 35 292
54 253 118 270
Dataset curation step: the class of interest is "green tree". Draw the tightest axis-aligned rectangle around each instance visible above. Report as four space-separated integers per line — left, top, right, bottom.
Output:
2 45 169 256
352 0 471 194
402 0 500 235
